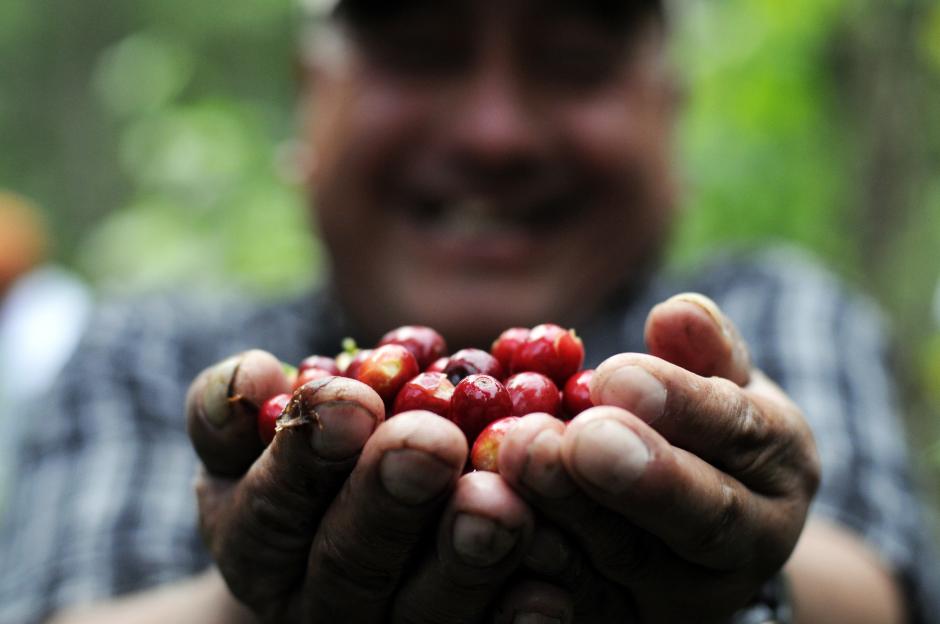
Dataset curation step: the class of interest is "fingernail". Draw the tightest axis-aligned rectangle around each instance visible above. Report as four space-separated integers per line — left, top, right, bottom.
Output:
452 513 517 566
596 365 666 423
524 528 570 575
571 419 649 493
521 429 577 498
674 293 728 337
309 401 377 459
514 614 562 624
202 356 242 428
380 449 454 505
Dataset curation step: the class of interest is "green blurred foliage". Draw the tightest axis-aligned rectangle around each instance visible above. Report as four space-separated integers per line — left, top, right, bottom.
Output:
672 0 852 268
0 0 317 296
0 1 939 484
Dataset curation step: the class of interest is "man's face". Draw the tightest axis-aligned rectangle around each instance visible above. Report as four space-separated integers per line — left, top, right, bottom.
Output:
304 0 678 346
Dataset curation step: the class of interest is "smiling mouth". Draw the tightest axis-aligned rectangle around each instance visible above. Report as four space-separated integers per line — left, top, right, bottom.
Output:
400 191 585 239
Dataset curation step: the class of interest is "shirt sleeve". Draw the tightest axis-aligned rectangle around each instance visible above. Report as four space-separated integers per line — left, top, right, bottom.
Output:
0 300 210 624
707 248 940 624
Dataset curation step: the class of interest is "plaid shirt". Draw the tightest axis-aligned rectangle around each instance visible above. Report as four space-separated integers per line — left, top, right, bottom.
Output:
1 246 937 623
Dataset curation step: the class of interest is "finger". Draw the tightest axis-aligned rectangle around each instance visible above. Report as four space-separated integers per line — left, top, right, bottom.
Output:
644 293 750 386
491 580 574 624
499 416 789 618
590 352 814 491
561 406 803 572
302 410 468 621
186 350 291 477
499 413 672 584
521 524 638 622
198 376 384 619
392 471 534 623
502 411 809 621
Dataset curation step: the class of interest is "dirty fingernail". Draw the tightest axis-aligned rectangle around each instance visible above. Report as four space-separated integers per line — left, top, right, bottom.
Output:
309 401 377 459
521 429 577 498
596 366 666 423
380 449 455 505
453 513 518 566
202 356 242 428
571 419 650 493
673 293 725 329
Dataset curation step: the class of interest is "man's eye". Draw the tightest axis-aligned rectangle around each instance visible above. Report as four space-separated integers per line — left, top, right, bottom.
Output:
366 30 469 77
534 44 621 87
387 43 464 74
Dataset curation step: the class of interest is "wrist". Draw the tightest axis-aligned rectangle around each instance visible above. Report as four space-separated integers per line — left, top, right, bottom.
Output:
47 568 260 624
200 568 260 624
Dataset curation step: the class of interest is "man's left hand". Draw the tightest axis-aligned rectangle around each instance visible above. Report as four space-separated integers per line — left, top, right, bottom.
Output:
498 293 821 622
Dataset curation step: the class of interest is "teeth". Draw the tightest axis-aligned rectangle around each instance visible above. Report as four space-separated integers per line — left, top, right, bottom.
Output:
410 192 567 236
450 197 490 216
438 198 509 237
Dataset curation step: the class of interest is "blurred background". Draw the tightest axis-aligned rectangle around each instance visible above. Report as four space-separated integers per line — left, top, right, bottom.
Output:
0 0 938 508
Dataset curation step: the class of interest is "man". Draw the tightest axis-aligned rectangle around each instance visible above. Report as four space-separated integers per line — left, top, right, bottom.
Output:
0 0 936 622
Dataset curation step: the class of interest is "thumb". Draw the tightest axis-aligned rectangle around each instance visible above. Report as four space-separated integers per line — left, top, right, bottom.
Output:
644 293 751 386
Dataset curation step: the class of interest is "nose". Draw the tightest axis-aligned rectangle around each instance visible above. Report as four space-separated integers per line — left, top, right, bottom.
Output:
445 45 547 176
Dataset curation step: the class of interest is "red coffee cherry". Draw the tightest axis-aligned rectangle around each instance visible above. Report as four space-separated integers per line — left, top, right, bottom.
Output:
562 369 594 420
298 355 340 376
449 374 512 443
355 344 419 403
392 372 455 417
511 323 584 386
343 348 373 380
293 367 333 392
443 348 504 386
490 327 530 374
505 372 561 417
471 416 520 472
258 393 291 446
378 325 448 370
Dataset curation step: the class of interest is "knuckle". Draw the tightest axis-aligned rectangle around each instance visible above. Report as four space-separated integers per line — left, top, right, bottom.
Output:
314 528 398 598
723 441 775 488
712 384 772 470
766 405 821 499
727 392 772 453
689 481 747 566
715 387 802 493
246 487 318 536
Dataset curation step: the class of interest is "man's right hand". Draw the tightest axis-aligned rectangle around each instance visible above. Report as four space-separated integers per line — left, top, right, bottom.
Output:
185 350 536 623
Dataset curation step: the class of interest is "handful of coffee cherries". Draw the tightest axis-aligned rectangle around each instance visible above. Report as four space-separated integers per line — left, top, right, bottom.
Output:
258 324 596 472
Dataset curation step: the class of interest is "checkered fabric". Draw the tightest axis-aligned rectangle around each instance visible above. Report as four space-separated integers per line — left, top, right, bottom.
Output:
1 246 937 623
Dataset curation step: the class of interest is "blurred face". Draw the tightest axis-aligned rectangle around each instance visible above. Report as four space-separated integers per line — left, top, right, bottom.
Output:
304 0 678 346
